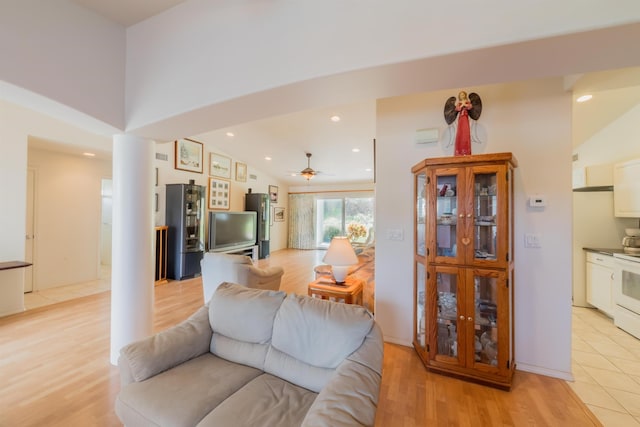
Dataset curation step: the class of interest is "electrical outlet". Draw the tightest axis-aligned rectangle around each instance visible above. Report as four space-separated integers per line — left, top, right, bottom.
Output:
524 233 541 248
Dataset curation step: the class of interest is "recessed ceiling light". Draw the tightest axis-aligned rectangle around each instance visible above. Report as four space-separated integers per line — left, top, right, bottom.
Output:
576 94 593 103
226 132 235 137
82 152 96 157
330 115 340 122
365 168 372 172
265 156 272 161
352 148 360 153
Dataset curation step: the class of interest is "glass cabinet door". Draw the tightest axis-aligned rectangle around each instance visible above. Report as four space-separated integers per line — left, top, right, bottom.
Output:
434 171 462 262
416 172 427 257
467 269 503 370
415 262 427 350
472 172 498 261
433 268 462 362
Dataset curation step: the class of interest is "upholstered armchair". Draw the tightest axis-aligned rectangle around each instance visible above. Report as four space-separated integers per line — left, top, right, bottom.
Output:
200 252 284 302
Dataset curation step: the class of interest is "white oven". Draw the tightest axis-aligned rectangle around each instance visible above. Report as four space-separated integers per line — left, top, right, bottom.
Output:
614 253 640 339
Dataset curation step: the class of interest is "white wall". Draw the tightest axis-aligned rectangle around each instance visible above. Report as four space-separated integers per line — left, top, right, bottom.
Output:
375 78 574 379
0 104 28 261
27 148 111 290
0 99 111 308
0 0 126 130
0 100 112 264
574 102 640 167
124 1 640 138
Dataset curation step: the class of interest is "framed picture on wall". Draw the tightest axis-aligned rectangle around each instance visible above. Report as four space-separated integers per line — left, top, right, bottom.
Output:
269 185 278 204
174 138 203 173
274 207 285 222
235 162 247 182
210 152 232 178
208 178 230 210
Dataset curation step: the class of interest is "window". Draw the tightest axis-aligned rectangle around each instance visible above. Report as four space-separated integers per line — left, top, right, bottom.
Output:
316 194 374 248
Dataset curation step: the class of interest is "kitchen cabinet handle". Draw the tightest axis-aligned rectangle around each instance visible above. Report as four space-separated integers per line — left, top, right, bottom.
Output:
459 315 465 320
611 273 615 280
467 316 473 322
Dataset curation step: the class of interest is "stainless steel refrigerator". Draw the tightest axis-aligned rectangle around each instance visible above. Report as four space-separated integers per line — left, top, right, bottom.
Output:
245 192 270 259
166 182 205 279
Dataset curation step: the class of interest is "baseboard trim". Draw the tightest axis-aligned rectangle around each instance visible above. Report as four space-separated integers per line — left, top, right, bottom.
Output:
383 336 412 347
516 362 574 381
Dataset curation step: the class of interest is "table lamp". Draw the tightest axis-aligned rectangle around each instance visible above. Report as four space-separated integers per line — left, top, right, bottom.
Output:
323 236 358 284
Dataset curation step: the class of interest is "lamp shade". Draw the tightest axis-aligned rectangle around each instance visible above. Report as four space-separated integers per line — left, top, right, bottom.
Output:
323 236 358 266
323 236 358 283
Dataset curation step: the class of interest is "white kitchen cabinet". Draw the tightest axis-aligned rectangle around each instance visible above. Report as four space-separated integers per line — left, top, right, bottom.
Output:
614 158 640 217
585 252 615 317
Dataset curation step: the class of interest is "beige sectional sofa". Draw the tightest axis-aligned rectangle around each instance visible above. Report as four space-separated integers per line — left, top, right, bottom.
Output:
115 282 383 427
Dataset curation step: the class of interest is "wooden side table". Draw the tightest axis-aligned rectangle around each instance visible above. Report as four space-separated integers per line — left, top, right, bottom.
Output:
308 276 364 305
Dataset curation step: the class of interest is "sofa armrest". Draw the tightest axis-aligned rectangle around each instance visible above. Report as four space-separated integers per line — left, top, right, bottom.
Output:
239 265 284 291
301 322 383 427
301 359 381 427
118 305 213 385
247 265 284 279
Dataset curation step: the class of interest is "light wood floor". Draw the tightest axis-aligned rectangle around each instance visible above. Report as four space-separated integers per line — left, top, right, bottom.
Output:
0 249 600 426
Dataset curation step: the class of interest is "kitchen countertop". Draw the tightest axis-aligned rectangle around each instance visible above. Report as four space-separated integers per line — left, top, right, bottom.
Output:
583 247 625 256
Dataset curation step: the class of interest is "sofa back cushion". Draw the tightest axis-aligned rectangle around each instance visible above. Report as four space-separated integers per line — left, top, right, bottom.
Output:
209 282 286 369
201 253 255 302
265 294 374 392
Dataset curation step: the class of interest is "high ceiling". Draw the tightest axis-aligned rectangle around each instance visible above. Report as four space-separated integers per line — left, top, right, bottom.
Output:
42 3 640 186
71 0 186 27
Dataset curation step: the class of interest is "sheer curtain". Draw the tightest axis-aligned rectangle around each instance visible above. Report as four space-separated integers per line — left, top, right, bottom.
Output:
288 193 316 249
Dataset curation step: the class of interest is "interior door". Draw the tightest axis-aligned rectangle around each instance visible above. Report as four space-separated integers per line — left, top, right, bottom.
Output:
24 168 35 293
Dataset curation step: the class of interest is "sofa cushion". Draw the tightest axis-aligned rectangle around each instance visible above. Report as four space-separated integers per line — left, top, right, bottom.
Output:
263 346 335 393
196 373 318 427
209 282 286 369
115 353 262 427
209 282 286 344
271 294 374 368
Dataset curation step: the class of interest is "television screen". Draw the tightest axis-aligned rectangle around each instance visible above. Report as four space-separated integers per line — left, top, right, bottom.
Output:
208 211 257 251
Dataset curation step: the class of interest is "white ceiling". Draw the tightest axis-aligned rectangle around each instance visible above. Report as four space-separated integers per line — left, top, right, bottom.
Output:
70 0 186 27
42 2 640 186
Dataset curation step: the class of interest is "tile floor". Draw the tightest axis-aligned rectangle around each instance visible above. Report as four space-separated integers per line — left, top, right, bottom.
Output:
20 274 640 426
570 306 640 426
23 267 111 310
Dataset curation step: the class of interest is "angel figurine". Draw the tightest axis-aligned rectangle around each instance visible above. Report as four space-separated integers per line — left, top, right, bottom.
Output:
444 91 482 156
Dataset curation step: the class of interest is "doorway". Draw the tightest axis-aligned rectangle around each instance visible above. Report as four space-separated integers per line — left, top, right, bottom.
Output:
24 168 36 293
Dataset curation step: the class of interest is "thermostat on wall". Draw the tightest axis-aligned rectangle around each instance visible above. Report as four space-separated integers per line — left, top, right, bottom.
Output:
528 195 547 207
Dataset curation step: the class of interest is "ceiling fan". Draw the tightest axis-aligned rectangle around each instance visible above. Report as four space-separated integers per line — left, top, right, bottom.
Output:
297 152 320 180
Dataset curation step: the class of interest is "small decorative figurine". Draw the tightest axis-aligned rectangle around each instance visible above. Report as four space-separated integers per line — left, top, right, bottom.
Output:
444 91 483 156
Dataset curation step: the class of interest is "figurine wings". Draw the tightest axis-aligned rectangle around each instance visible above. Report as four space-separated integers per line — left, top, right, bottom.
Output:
444 92 482 124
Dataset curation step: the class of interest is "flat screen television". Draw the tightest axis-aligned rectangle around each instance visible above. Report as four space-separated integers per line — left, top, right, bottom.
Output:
207 211 257 252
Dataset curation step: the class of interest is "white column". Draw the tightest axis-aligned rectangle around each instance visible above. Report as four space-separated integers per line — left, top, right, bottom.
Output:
110 134 155 365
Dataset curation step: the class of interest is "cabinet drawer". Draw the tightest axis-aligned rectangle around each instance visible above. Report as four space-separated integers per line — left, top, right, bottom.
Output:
586 252 615 268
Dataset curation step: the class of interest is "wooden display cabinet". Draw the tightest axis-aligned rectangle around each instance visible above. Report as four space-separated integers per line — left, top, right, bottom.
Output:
412 152 517 389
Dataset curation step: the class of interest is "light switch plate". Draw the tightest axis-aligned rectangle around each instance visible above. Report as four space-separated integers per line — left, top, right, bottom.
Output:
524 233 541 248
386 229 404 241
